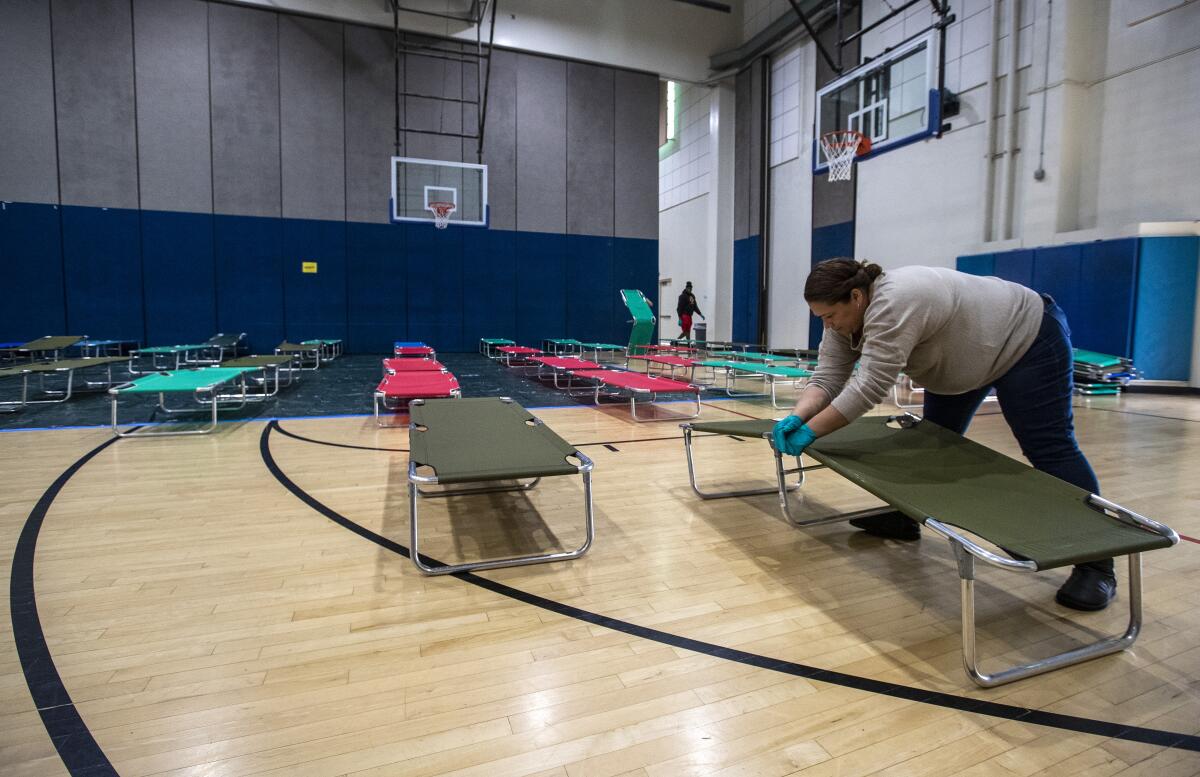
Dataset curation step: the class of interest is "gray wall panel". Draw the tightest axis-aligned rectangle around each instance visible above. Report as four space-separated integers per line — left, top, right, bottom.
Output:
209 3 280 217
614 70 658 240
280 16 345 220
516 54 566 233
481 49 517 231
734 69 750 240
344 25 396 224
566 63 614 237
0 1 58 204
134 0 211 213
748 60 763 238
52 0 138 209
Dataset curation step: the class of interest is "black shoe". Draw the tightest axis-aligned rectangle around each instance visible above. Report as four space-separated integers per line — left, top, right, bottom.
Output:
849 511 920 541
1056 564 1117 611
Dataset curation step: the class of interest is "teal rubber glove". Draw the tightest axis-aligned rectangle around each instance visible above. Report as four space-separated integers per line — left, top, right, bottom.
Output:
772 416 816 456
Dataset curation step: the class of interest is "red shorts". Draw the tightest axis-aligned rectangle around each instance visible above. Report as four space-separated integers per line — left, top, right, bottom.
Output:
679 313 693 337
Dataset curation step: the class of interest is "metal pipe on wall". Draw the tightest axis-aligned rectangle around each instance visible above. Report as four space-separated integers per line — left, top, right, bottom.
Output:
1000 0 1022 239
980 0 1000 242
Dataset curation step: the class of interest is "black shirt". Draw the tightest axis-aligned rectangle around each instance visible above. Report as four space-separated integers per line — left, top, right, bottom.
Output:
676 290 702 317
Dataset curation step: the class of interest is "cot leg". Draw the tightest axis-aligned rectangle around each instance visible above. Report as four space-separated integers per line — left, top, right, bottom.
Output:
953 545 1144 687
409 466 594 575
683 426 804 499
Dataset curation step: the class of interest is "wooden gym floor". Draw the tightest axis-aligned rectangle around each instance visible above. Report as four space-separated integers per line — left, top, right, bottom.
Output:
2 392 1200 776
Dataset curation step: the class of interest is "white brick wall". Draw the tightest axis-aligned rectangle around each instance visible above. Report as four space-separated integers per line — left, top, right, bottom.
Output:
658 83 712 211
769 44 804 167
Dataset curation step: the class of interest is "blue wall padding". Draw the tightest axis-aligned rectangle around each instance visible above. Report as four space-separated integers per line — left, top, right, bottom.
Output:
0 201 659 354
956 253 993 277
0 202 67 341
462 228 517 349
733 235 759 344
613 237 658 344
567 235 614 345
142 209 216 346
346 221 407 354
958 237 1197 378
283 218 347 343
994 249 1033 288
808 221 855 349
1133 237 1198 381
214 214 284 353
1074 239 1137 357
514 231 568 346
1031 244 1081 320
407 222 465 350
61 206 144 342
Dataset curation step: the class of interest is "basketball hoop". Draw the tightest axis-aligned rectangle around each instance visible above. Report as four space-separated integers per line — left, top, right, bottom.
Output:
819 130 871 182
427 201 456 229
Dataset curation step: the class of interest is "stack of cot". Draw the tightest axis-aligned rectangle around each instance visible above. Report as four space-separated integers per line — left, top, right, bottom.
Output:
1073 349 1139 395
374 342 460 425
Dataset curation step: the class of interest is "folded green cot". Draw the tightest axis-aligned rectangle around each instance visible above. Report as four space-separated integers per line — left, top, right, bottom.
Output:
109 367 258 437
407 397 595 575
680 414 1178 687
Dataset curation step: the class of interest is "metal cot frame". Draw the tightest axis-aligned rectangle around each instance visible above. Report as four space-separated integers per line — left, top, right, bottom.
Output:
569 369 702 422
406 397 595 575
109 368 254 437
680 415 1179 687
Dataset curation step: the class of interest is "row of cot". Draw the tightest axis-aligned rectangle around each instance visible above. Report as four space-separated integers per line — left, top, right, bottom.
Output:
483 340 705 421
405 395 1177 689
490 340 817 412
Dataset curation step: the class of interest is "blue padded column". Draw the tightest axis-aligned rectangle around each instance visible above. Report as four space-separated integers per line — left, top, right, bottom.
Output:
0 203 66 340
1133 236 1198 380
733 236 760 344
61 206 144 342
142 209 215 345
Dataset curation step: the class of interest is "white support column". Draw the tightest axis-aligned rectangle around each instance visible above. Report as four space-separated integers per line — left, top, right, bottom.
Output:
710 80 737 342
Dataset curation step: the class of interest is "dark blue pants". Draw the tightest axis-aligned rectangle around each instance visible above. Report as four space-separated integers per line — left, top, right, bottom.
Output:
922 297 1101 498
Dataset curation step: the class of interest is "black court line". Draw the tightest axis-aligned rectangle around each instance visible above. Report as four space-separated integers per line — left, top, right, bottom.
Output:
260 420 1200 753
12 434 128 777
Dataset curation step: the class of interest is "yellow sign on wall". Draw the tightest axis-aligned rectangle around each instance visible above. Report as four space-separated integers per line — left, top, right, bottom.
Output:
302 261 318 274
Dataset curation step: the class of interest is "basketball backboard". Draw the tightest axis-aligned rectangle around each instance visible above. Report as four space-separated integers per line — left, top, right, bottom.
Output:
814 30 941 175
390 156 488 227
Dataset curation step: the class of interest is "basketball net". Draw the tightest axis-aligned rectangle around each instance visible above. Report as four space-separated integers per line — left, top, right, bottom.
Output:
427 201 456 230
819 130 870 182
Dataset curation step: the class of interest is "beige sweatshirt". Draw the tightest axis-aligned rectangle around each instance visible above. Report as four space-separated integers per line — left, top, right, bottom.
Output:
808 266 1044 420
